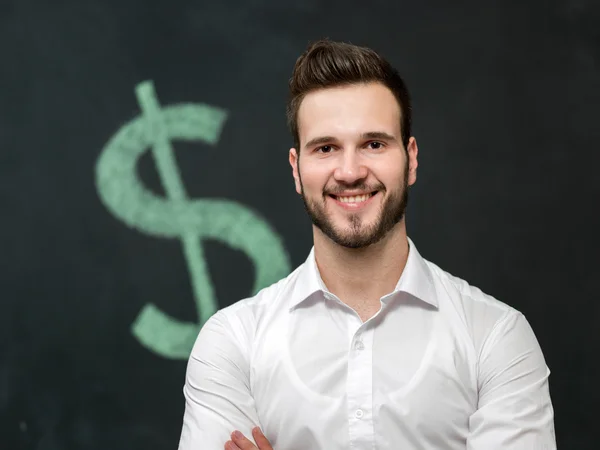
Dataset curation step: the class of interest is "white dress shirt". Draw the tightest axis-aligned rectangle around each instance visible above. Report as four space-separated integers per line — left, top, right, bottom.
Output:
178 237 556 449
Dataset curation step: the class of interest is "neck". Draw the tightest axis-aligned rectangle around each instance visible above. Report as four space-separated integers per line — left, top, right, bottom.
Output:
312 221 409 305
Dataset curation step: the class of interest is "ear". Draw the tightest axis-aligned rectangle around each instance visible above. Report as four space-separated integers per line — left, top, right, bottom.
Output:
289 148 302 194
406 137 419 186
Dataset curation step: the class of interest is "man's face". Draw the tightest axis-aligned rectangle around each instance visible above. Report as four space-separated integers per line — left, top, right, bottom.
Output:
289 82 418 249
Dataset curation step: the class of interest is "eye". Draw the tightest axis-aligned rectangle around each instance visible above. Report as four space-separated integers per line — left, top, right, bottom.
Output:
316 145 333 154
367 141 384 150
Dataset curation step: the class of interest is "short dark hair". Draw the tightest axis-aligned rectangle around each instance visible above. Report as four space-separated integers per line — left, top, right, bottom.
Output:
286 39 412 150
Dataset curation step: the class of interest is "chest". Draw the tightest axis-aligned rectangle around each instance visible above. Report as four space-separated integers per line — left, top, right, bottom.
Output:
249 309 478 448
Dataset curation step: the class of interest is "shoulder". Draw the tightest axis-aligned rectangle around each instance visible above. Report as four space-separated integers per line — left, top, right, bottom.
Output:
219 261 303 317
424 258 526 356
203 262 304 342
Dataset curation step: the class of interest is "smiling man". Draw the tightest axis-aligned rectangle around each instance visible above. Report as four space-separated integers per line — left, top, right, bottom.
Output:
177 40 556 450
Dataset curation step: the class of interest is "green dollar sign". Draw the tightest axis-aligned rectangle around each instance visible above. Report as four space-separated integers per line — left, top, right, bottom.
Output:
95 80 291 359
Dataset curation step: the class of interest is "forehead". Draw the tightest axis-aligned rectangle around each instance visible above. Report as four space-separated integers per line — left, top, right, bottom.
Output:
297 82 402 144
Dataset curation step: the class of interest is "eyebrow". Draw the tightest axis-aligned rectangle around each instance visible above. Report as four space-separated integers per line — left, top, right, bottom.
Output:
360 131 397 142
303 131 397 150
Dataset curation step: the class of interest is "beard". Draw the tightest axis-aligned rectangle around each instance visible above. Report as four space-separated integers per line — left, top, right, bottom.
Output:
299 166 409 249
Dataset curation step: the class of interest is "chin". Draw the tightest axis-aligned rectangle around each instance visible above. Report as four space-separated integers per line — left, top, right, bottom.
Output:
327 225 382 248
333 233 384 249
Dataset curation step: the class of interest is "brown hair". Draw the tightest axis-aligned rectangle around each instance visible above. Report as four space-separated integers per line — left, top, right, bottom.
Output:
286 39 412 151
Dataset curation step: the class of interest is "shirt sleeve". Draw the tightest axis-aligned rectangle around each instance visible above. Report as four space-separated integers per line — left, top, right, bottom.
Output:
466 311 556 449
177 311 261 450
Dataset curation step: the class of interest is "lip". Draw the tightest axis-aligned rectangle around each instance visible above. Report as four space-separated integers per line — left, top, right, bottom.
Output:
329 191 379 211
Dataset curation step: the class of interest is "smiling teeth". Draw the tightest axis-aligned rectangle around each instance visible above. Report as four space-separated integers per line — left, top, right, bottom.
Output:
338 194 370 203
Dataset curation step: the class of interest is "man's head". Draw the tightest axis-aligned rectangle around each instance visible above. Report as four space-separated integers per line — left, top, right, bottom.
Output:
287 39 419 249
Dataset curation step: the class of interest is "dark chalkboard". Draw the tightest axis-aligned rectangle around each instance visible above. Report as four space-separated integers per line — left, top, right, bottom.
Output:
1 0 598 448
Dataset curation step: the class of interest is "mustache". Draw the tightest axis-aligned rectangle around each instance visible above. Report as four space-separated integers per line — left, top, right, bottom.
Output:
324 183 385 196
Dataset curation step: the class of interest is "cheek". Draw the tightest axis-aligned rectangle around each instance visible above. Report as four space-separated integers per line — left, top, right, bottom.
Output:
299 163 330 193
376 159 406 187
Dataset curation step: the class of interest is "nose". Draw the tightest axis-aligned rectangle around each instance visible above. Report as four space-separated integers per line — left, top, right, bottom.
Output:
333 150 368 184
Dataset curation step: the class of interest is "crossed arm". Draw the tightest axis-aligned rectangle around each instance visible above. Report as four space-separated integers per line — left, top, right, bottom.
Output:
177 310 555 449
466 311 556 448
177 311 265 450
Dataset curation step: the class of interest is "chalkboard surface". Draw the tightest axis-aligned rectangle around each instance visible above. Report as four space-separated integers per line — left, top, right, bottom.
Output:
1 0 598 448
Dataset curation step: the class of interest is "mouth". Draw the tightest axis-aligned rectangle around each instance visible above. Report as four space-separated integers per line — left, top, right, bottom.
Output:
328 191 379 209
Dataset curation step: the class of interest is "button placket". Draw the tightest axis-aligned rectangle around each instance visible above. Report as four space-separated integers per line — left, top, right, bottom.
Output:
347 326 375 447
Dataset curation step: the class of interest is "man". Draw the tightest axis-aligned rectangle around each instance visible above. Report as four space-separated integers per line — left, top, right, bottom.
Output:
177 39 556 450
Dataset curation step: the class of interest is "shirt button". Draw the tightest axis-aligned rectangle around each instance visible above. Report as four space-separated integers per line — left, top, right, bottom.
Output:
355 340 364 351
355 409 364 419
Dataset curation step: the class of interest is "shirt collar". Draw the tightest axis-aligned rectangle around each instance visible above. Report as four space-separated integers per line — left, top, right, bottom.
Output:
288 236 438 312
